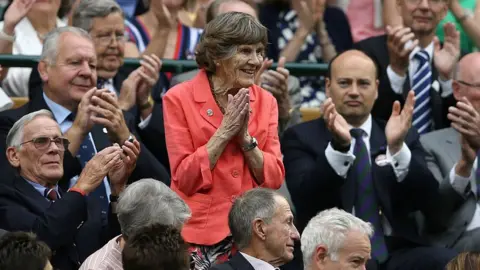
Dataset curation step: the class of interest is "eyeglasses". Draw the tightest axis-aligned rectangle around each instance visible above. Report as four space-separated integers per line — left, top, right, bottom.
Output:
457 80 480 89
19 137 70 151
93 32 129 45
405 0 445 6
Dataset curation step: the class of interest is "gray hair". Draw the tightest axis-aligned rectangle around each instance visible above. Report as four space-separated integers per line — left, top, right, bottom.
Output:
72 0 124 32
117 179 191 238
301 208 374 269
41 26 93 65
228 188 280 250
6 110 54 148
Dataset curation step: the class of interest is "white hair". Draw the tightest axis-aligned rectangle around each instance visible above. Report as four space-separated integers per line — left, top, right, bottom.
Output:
6 110 54 148
40 26 92 65
301 208 374 269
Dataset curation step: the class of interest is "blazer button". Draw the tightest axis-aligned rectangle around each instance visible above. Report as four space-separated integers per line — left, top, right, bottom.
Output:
231 170 240 178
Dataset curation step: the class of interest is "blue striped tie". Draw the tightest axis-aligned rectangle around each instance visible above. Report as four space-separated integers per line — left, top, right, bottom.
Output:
351 128 389 263
411 50 432 134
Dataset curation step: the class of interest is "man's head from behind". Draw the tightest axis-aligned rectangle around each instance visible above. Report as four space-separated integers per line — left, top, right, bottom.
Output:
117 178 191 239
229 188 300 267
0 232 52 270
453 53 480 110
302 208 373 270
73 0 126 80
38 26 97 112
396 0 448 36
326 49 379 127
6 110 67 187
122 224 190 270
206 0 257 23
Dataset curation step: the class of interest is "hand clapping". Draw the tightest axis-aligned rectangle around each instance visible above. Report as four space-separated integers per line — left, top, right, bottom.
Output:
385 90 415 154
220 88 250 140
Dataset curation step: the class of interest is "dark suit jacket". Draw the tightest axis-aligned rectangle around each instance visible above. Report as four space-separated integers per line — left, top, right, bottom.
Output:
28 65 171 172
0 92 170 190
353 35 455 130
281 118 439 247
210 253 255 270
0 175 120 270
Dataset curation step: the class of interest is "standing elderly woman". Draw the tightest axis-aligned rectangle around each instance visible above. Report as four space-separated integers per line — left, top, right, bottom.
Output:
163 12 285 270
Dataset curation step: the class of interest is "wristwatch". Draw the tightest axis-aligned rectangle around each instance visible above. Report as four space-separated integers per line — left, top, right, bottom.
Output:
0 29 15 42
242 137 258 152
139 95 154 111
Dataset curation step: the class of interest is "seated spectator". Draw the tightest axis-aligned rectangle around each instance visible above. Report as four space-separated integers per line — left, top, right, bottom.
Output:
124 0 202 90
420 53 480 252
163 12 284 269
0 231 52 270
171 0 303 134
258 0 353 108
0 109 139 270
28 0 171 171
211 188 300 270
0 0 68 97
354 0 460 134
446 252 480 270
282 49 457 269
0 26 169 216
122 224 190 270
301 208 373 270
80 178 191 270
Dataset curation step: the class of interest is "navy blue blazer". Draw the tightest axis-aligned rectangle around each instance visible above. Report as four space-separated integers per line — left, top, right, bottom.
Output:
0 175 120 270
209 253 255 270
281 118 439 245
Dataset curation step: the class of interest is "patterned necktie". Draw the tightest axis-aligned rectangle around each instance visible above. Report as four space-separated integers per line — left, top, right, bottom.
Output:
411 50 432 134
350 128 389 263
97 77 107 89
69 113 109 220
44 188 58 201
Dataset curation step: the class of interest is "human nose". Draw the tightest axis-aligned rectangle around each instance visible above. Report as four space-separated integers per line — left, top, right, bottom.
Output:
79 61 93 77
291 225 300 240
417 0 430 8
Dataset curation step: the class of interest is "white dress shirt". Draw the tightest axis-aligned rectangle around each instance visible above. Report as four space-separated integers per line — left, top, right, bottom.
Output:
241 252 278 270
449 160 480 231
386 41 453 98
325 115 412 235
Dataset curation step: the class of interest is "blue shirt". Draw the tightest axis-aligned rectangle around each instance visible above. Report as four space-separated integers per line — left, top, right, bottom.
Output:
25 178 61 201
43 93 112 200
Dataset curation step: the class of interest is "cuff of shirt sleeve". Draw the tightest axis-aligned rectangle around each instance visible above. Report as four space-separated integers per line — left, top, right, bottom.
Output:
325 142 355 178
387 142 411 168
449 164 473 196
386 65 406 95
438 78 453 98
138 113 153 130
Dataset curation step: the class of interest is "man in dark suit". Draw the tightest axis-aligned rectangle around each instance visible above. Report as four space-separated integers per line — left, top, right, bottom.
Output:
0 109 139 270
210 188 300 270
29 0 170 171
0 26 169 227
353 0 460 134
419 52 480 251
282 49 456 269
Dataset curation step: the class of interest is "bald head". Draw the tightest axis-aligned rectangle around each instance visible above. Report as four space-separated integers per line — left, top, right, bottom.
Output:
207 0 257 23
453 53 480 110
455 53 480 82
327 50 378 80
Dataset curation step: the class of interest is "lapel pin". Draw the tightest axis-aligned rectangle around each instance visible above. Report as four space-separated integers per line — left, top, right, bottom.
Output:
207 109 214 117
432 80 440 93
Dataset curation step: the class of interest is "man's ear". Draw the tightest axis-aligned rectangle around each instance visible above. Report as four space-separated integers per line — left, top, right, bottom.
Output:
38 61 50 83
452 81 462 101
325 78 331 98
314 245 330 268
252 218 267 241
6 147 20 168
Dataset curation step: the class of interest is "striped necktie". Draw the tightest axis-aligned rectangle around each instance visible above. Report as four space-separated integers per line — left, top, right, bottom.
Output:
411 50 432 134
350 128 389 263
44 188 58 201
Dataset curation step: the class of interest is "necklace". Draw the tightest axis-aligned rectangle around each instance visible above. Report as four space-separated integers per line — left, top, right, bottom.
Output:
208 75 226 114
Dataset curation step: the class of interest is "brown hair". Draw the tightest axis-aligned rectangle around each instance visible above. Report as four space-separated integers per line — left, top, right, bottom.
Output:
446 252 480 270
195 12 268 73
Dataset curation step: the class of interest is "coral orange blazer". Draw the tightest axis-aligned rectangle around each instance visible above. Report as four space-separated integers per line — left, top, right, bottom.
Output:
163 70 285 245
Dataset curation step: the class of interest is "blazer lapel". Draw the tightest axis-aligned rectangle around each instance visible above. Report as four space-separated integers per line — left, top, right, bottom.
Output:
14 177 51 210
193 70 224 129
229 253 256 270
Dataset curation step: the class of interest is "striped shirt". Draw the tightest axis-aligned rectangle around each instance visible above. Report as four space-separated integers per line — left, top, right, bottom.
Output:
79 235 123 270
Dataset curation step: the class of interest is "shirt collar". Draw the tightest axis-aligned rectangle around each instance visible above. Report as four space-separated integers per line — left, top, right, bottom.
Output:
24 178 60 198
407 40 434 62
348 114 372 138
240 252 277 270
43 92 72 125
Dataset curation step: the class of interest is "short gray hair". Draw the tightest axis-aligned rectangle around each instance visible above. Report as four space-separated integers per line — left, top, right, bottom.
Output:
301 208 374 269
72 0 124 32
6 110 54 148
228 188 280 250
117 179 191 238
40 26 93 65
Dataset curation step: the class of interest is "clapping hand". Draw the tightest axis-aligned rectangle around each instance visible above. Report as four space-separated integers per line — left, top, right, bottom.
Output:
3 0 35 34
296 0 326 32
220 88 250 140
386 25 419 76
109 139 141 194
385 90 415 155
257 57 291 119
433 22 460 80
323 97 351 148
448 97 480 151
90 91 130 144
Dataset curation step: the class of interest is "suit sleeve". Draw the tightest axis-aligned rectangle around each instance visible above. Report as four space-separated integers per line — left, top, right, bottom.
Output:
257 99 285 189
281 127 344 228
0 190 87 250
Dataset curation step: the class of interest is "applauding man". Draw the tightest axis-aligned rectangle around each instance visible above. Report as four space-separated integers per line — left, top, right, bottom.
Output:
354 0 460 134
420 53 480 252
282 50 456 269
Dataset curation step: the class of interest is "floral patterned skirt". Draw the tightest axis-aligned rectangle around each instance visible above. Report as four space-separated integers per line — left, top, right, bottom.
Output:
188 236 237 270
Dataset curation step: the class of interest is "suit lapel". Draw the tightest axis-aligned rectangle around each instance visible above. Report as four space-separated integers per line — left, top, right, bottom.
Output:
229 253 256 270
193 70 223 129
14 176 51 210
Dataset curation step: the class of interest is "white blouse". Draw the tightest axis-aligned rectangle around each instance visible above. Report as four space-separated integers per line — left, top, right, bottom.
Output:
0 17 66 97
